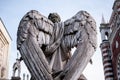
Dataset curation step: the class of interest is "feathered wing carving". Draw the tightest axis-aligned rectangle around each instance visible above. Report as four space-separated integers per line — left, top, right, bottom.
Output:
60 11 97 80
17 10 54 80
17 10 97 80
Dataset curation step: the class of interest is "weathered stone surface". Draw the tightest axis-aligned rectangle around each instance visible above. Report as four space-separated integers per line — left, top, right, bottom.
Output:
17 10 97 80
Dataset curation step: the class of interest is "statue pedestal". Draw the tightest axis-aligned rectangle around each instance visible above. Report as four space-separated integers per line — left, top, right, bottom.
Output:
11 77 21 80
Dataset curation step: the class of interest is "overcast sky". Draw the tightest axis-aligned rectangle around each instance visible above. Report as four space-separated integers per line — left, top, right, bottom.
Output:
0 0 114 80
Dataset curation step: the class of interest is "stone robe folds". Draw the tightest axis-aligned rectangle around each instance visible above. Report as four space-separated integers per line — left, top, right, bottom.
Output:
45 22 70 74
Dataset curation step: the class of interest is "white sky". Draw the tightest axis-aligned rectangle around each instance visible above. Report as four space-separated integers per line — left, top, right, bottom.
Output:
0 0 114 80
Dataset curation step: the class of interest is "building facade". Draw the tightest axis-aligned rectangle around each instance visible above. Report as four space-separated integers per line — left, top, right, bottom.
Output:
0 18 12 79
100 0 120 80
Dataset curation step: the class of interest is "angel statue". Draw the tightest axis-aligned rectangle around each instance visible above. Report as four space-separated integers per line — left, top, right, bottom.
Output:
17 10 97 80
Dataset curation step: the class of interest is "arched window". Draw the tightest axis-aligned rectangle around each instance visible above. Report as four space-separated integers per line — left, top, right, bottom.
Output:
105 32 109 40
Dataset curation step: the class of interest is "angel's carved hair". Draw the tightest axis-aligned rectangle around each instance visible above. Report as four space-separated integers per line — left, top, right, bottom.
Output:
48 13 61 23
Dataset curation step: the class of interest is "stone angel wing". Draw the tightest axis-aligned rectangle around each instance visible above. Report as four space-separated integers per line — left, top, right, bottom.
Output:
17 10 97 80
17 10 54 80
59 11 97 80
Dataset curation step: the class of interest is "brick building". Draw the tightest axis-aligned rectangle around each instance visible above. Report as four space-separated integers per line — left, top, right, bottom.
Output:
100 0 120 80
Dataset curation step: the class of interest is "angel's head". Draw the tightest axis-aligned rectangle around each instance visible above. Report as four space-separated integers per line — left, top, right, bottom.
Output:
48 13 61 23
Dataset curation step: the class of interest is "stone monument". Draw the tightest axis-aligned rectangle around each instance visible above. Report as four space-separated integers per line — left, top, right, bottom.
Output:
17 10 97 80
11 57 22 80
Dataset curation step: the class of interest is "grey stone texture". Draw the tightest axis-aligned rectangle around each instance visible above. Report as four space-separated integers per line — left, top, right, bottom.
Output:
17 10 97 80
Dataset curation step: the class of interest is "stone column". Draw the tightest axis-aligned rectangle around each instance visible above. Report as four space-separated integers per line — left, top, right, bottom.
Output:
23 73 25 80
27 74 29 80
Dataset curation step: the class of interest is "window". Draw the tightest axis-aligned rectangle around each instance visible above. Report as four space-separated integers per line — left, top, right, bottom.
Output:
105 32 109 40
1 67 5 78
116 41 119 48
117 54 120 79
